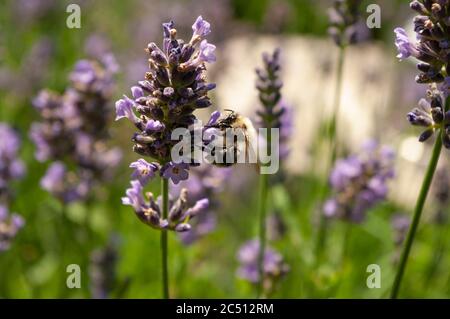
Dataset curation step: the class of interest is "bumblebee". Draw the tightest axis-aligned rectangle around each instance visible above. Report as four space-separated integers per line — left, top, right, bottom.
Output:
204 110 258 167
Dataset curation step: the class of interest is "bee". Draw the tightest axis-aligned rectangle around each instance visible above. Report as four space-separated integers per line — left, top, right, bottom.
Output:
204 110 258 167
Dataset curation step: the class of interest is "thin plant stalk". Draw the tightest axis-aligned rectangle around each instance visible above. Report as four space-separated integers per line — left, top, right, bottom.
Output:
315 46 346 261
161 177 169 299
257 129 272 298
390 129 443 299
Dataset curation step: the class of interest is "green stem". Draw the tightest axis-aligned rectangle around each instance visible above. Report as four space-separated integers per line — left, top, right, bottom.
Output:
314 45 346 261
257 173 269 298
330 45 346 164
257 129 272 298
161 178 169 299
390 131 443 299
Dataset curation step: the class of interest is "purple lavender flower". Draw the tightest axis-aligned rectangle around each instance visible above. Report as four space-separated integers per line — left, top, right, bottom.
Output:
391 214 411 247
116 16 217 200
324 140 395 223
394 28 418 60
256 48 282 125
118 15 221 244
31 55 121 203
328 0 366 47
115 96 138 123
191 16 211 39
130 159 159 186
40 162 89 203
0 205 25 252
237 239 289 293
0 124 25 196
161 162 190 185
122 181 208 232
395 1 450 148
406 84 447 144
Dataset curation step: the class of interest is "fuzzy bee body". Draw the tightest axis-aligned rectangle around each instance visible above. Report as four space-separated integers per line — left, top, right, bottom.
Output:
204 110 257 167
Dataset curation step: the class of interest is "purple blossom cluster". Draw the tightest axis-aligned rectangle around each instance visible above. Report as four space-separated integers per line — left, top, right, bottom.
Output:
395 1 450 147
237 239 289 292
122 179 209 232
328 0 365 46
0 124 25 251
323 141 395 223
31 56 121 203
116 16 216 185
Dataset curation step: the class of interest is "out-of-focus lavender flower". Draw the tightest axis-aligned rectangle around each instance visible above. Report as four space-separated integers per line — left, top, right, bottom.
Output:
0 124 25 198
84 33 111 61
31 55 121 203
237 239 289 294
116 16 216 186
0 205 25 251
40 162 90 203
324 140 395 223
14 0 56 23
391 214 411 247
0 123 25 251
89 237 118 299
171 164 232 245
121 181 209 232
255 49 294 167
256 48 283 128
328 0 367 47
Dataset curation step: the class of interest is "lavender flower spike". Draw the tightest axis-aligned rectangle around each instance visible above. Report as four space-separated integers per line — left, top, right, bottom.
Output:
31 54 121 203
116 16 216 186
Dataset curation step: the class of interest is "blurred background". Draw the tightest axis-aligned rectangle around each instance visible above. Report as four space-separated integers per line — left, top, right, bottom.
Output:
1 0 449 298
